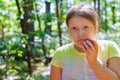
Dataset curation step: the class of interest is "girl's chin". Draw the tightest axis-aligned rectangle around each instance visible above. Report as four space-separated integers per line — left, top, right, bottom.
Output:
74 44 84 52
78 45 83 49
75 44 83 49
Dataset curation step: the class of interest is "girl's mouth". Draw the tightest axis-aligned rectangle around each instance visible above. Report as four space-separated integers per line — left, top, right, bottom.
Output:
77 39 86 46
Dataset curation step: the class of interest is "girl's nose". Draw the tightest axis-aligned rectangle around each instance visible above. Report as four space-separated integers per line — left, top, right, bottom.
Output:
78 29 84 37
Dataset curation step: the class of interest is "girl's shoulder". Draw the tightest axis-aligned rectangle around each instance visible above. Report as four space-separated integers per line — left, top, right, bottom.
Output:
97 40 119 50
55 43 73 53
97 40 117 45
52 43 73 58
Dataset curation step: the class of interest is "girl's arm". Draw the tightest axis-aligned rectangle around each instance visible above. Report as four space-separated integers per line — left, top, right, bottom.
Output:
108 57 120 79
50 65 62 80
90 57 120 80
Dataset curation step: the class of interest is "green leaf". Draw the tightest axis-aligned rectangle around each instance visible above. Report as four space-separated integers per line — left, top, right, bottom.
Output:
18 51 23 57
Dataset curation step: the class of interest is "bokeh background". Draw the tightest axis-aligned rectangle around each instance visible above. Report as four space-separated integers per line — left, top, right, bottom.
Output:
0 0 120 79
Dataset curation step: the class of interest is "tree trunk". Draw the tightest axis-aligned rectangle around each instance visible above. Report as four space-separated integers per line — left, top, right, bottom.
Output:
45 1 51 35
56 0 62 46
98 0 100 18
22 0 34 40
104 0 108 32
112 4 116 24
15 0 34 75
22 0 34 75
94 0 96 10
35 3 41 31
60 0 63 23
15 0 21 16
26 45 32 75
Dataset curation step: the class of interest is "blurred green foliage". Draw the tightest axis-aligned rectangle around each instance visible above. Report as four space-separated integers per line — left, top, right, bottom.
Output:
0 0 120 79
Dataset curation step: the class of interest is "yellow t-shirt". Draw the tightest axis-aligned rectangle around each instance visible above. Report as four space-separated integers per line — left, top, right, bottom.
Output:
51 40 120 80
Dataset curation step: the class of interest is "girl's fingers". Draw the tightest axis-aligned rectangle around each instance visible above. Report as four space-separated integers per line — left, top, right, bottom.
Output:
83 42 91 53
83 39 98 53
86 40 95 50
91 39 98 49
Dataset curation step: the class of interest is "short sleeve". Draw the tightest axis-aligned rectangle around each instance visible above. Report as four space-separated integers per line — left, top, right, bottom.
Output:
108 41 120 58
50 49 62 68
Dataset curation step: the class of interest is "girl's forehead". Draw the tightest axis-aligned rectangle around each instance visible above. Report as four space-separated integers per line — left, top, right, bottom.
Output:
68 16 95 27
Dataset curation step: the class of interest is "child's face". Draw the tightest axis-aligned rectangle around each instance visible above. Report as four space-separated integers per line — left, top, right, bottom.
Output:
68 15 96 48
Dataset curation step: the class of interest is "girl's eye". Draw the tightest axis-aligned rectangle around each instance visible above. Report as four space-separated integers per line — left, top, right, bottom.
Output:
71 27 77 30
84 26 89 29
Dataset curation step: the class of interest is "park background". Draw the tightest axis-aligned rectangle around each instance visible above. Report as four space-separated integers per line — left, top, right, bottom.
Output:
0 0 120 79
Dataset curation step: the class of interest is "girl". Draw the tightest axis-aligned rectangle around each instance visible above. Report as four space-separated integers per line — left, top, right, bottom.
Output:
50 2 120 80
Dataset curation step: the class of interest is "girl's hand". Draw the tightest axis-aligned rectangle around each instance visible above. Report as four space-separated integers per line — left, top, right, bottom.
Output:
82 39 98 64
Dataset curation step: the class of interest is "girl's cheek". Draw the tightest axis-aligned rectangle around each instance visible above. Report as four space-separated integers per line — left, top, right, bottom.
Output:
85 32 94 37
71 34 77 38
